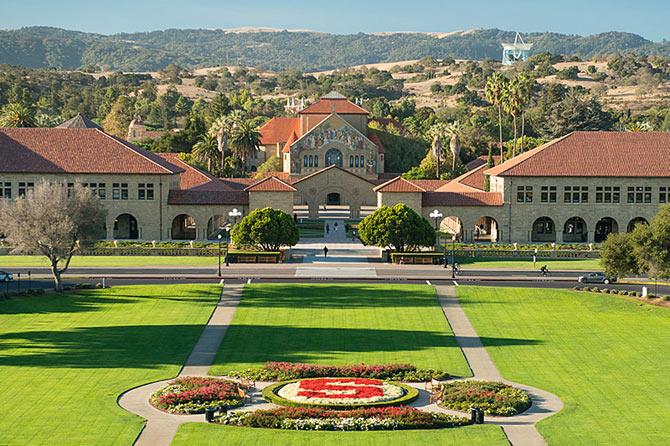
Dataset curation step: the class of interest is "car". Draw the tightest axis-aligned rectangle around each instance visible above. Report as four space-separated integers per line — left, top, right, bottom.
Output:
0 271 13 282
578 272 617 284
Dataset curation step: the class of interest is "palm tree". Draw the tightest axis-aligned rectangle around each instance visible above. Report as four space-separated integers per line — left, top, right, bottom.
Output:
229 117 261 173
485 73 507 161
209 112 239 173
516 73 534 153
0 102 36 128
446 121 462 176
427 123 448 179
502 78 523 158
192 133 220 173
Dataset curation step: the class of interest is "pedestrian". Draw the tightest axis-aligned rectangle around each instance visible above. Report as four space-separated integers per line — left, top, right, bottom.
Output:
532 254 537 267
326 223 330 234
453 262 459 275
323 246 329 258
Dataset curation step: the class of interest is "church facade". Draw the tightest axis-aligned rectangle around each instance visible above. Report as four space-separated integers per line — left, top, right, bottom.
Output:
0 94 668 245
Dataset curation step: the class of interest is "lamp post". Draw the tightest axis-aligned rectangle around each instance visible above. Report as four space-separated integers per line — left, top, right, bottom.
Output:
451 235 457 279
429 209 443 253
217 233 223 277
224 225 231 267
229 208 242 225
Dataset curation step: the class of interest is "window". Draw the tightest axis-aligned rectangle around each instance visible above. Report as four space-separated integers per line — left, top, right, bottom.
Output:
112 183 128 200
360 155 364 167
17 182 34 197
540 186 557 203
517 185 533 203
0 182 11 199
628 186 652 204
308 155 313 167
303 155 308 167
660 187 670 203
564 186 588 203
314 155 318 167
596 186 620 204
138 183 154 200
355 156 360 168
82 182 106 199
349 155 354 168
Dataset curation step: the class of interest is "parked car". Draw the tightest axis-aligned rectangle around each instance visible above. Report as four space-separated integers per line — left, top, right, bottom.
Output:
0 271 13 282
578 272 617 284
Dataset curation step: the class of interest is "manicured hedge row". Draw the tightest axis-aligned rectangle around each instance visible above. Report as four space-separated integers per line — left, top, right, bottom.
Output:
573 286 670 300
217 406 471 430
262 379 419 410
228 362 449 382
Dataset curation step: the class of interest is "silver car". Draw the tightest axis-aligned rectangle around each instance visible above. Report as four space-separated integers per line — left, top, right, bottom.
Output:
578 272 616 284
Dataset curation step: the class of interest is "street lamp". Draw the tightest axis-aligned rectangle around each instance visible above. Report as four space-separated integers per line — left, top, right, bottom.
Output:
451 235 457 279
429 209 443 253
223 224 232 267
228 208 242 225
217 233 223 277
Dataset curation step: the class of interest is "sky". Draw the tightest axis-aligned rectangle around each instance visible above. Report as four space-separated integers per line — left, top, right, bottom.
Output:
2 0 669 41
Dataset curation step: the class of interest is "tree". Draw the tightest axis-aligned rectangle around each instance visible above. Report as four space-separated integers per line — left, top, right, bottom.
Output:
192 133 220 173
484 146 494 192
600 232 639 278
516 73 534 152
538 91 615 139
229 117 261 172
231 207 299 251
502 77 523 157
103 96 135 137
446 121 462 175
0 181 105 291
358 204 434 252
427 122 448 179
485 72 507 161
0 102 36 127
630 205 670 280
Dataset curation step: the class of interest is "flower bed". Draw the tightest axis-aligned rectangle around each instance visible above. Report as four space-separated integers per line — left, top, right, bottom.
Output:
217 406 470 430
228 362 449 382
150 377 247 414
263 378 419 409
440 381 531 416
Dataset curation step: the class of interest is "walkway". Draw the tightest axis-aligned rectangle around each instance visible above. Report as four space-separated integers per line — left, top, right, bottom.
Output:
434 285 564 446
118 284 244 446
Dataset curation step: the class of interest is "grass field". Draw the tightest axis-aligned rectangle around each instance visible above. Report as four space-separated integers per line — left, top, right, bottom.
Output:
456 257 601 270
0 255 219 267
209 283 471 376
172 424 508 446
0 284 219 446
458 286 670 446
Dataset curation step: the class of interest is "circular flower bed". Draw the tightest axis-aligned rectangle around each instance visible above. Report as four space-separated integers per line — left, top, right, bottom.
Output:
263 377 419 409
217 406 470 430
150 376 247 414
440 381 531 416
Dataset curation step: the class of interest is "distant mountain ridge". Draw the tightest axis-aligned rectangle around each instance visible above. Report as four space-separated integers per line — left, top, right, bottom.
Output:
0 26 668 72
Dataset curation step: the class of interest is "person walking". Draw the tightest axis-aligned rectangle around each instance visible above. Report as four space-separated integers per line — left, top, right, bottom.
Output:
326 223 330 234
323 246 329 258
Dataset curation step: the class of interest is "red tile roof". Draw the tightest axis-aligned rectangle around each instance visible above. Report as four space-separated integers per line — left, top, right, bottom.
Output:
407 179 450 191
292 164 376 186
168 189 249 205
299 98 369 115
422 191 504 207
373 177 426 193
486 131 670 177
0 128 183 175
259 117 300 145
282 130 299 154
244 176 297 192
253 171 293 181
157 153 229 191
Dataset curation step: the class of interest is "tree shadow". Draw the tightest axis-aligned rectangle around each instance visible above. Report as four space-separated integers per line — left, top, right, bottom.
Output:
216 324 541 369
240 284 440 309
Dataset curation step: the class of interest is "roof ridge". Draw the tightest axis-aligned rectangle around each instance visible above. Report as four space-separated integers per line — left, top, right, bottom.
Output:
484 132 574 177
96 129 182 175
292 164 376 186
244 175 297 192
157 153 219 186
373 176 426 193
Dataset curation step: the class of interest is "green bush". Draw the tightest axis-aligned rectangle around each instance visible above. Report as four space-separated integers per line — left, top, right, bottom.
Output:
440 381 531 416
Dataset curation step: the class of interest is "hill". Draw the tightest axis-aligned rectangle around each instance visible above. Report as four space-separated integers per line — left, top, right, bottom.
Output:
1 26 669 71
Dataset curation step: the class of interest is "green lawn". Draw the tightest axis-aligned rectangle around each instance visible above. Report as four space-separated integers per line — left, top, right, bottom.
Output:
0 284 220 446
458 286 670 446
210 283 471 376
455 257 601 270
0 255 219 267
172 424 507 446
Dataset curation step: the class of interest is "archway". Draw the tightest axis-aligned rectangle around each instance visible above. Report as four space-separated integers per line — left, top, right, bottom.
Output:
327 193 341 205
531 217 555 242
595 217 618 243
627 217 649 232
440 216 463 241
206 215 227 240
563 217 587 243
171 214 196 240
113 213 139 239
474 216 499 242
325 148 343 167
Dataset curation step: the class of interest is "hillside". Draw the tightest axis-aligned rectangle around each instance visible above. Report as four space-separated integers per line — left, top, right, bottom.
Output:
1 26 670 71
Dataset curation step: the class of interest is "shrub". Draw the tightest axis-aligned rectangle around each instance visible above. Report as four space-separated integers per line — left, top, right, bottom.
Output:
601 288 610 294
150 377 247 414
620 290 629 296
228 362 449 382
216 406 470 430
440 381 531 416
573 286 583 291
663 295 670 301
591 287 601 292
611 289 619 294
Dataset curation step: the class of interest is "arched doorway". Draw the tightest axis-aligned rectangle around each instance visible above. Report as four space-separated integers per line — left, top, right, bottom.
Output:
627 217 649 232
206 215 227 240
440 216 463 241
171 214 196 240
325 148 343 167
531 217 555 242
474 216 499 242
327 193 341 205
563 217 587 243
595 217 618 243
113 214 139 239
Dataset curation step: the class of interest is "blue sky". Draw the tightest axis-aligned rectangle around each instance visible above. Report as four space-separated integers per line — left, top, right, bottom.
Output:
2 0 669 41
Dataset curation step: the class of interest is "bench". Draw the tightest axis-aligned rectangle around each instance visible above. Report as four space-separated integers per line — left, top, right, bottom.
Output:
237 255 257 263
414 257 435 264
257 256 278 263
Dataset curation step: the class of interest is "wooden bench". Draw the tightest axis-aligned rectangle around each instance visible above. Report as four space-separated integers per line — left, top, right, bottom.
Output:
257 256 277 263
414 257 435 264
237 255 257 263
